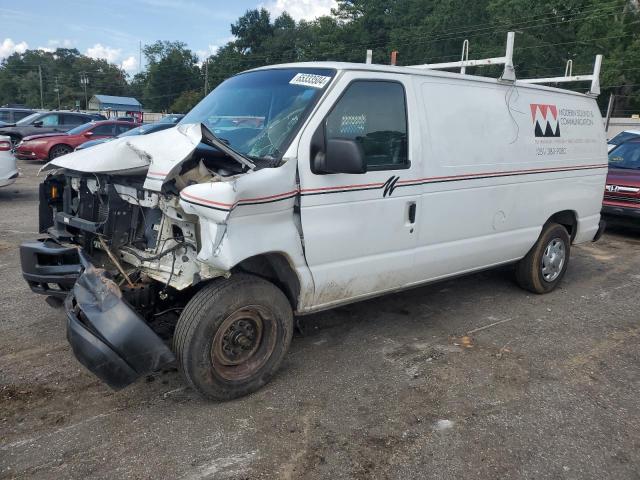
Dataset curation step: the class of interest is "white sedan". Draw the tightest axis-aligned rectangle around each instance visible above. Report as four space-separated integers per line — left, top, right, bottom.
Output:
0 135 18 187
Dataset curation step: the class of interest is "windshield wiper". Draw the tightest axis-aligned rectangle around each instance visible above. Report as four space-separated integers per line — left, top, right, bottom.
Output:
200 123 255 170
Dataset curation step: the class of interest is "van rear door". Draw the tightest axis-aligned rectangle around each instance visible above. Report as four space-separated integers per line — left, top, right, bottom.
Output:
297 72 422 309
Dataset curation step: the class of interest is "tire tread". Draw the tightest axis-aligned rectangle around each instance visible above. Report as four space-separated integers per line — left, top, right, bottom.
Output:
173 274 292 400
515 222 570 294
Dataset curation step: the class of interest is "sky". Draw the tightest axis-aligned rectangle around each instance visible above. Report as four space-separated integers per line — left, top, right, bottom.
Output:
0 0 337 74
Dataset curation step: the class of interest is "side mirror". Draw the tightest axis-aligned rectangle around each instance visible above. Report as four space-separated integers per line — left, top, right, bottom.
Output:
33 120 43 127
84 131 94 137
313 138 367 174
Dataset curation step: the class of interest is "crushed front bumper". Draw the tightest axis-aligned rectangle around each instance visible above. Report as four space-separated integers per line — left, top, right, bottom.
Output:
20 239 82 297
21 240 175 388
64 252 175 389
20 238 176 389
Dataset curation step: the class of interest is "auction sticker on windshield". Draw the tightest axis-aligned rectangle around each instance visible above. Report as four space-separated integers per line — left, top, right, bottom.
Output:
289 73 331 89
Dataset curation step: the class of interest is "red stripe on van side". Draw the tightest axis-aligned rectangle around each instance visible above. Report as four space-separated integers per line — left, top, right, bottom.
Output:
181 191 233 207
396 163 608 185
179 163 607 210
147 170 169 177
300 181 385 193
180 189 299 209
237 190 300 204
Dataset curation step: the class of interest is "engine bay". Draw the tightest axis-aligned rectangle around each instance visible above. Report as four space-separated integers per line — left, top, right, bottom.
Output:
36 141 252 316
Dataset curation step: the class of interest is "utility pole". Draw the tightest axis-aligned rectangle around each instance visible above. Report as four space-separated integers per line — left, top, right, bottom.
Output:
38 66 44 109
204 60 209 95
54 76 60 110
80 72 89 110
139 40 142 74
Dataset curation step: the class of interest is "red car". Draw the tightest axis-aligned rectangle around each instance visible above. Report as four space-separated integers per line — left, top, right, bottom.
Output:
602 137 640 221
14 120 138 161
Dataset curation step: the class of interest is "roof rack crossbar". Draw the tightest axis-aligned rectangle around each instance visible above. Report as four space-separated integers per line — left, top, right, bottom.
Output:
408 32 516 82
520 54 603 96
460 39 469 74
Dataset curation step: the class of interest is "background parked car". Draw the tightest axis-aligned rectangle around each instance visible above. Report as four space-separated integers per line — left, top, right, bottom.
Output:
15 120 138 160
602 138 640 221
0 111 106 145
607 130 640 152
75 114 185 150
0 135 19 187
0 107 35 124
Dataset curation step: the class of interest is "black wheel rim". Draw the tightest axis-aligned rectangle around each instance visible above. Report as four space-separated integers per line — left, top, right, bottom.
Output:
51 146 69 158
211 305 277 381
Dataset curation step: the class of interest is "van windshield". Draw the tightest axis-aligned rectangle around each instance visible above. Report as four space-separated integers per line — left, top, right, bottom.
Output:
180 68 335 161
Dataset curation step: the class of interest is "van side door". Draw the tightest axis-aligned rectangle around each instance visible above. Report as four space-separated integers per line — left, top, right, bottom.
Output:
297 72 422 310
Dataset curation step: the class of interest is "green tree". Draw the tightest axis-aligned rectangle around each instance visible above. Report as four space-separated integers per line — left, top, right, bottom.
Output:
170 89 203 113
0 48 127 109
231 8 274 55
0 1 638 115
142 41 201 111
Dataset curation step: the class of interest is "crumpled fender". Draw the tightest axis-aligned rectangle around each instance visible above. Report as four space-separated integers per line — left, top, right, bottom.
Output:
177 159 306 275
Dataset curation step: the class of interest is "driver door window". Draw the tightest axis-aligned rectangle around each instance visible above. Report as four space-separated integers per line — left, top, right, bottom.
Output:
325 81 408 170
41 114 60 126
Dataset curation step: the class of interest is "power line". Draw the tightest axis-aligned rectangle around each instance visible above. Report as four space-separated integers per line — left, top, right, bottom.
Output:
0 0 637 108
1 1 632 74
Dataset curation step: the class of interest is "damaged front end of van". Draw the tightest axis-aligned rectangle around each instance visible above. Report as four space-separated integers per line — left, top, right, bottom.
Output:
20 67 333 391
20 124 250 387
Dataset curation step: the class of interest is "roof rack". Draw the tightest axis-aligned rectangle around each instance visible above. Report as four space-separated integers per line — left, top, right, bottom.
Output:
398 31 603 96
407 32 516 82
520 55 603 96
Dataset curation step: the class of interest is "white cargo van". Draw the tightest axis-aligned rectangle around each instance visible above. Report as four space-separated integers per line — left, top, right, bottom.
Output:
20 36 607 400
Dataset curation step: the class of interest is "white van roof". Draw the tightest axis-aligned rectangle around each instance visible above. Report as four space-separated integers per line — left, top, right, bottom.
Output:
250 61 593 98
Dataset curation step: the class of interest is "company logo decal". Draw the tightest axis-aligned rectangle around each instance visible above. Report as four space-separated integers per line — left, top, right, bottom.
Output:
382 176 400 197
530 104 560 138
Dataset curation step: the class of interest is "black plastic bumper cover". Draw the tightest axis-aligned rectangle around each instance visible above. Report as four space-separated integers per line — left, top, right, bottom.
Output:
20 239 82 297
65 251 175 389
602 205 640 220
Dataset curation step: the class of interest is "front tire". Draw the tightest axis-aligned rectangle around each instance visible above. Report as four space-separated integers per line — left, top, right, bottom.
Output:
515 223 570 294
173 274 294 401
49 144 72 159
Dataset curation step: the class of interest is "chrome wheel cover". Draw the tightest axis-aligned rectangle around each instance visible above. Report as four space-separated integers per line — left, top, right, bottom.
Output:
541 237 565 282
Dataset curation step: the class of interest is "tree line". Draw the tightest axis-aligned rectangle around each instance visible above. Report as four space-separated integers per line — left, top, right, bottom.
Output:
1 0 638 115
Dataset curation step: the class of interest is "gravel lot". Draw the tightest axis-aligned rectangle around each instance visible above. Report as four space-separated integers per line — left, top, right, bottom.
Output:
1 160 639 479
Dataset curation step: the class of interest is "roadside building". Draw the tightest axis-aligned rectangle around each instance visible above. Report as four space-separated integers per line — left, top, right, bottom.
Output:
88 95 143 122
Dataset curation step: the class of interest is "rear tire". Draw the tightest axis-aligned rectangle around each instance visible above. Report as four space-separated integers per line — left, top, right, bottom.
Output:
515 223 570 294
49 144 72 159
173 274 293 401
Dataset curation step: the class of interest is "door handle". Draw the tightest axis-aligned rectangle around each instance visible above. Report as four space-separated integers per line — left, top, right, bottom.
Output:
408 202 417 224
